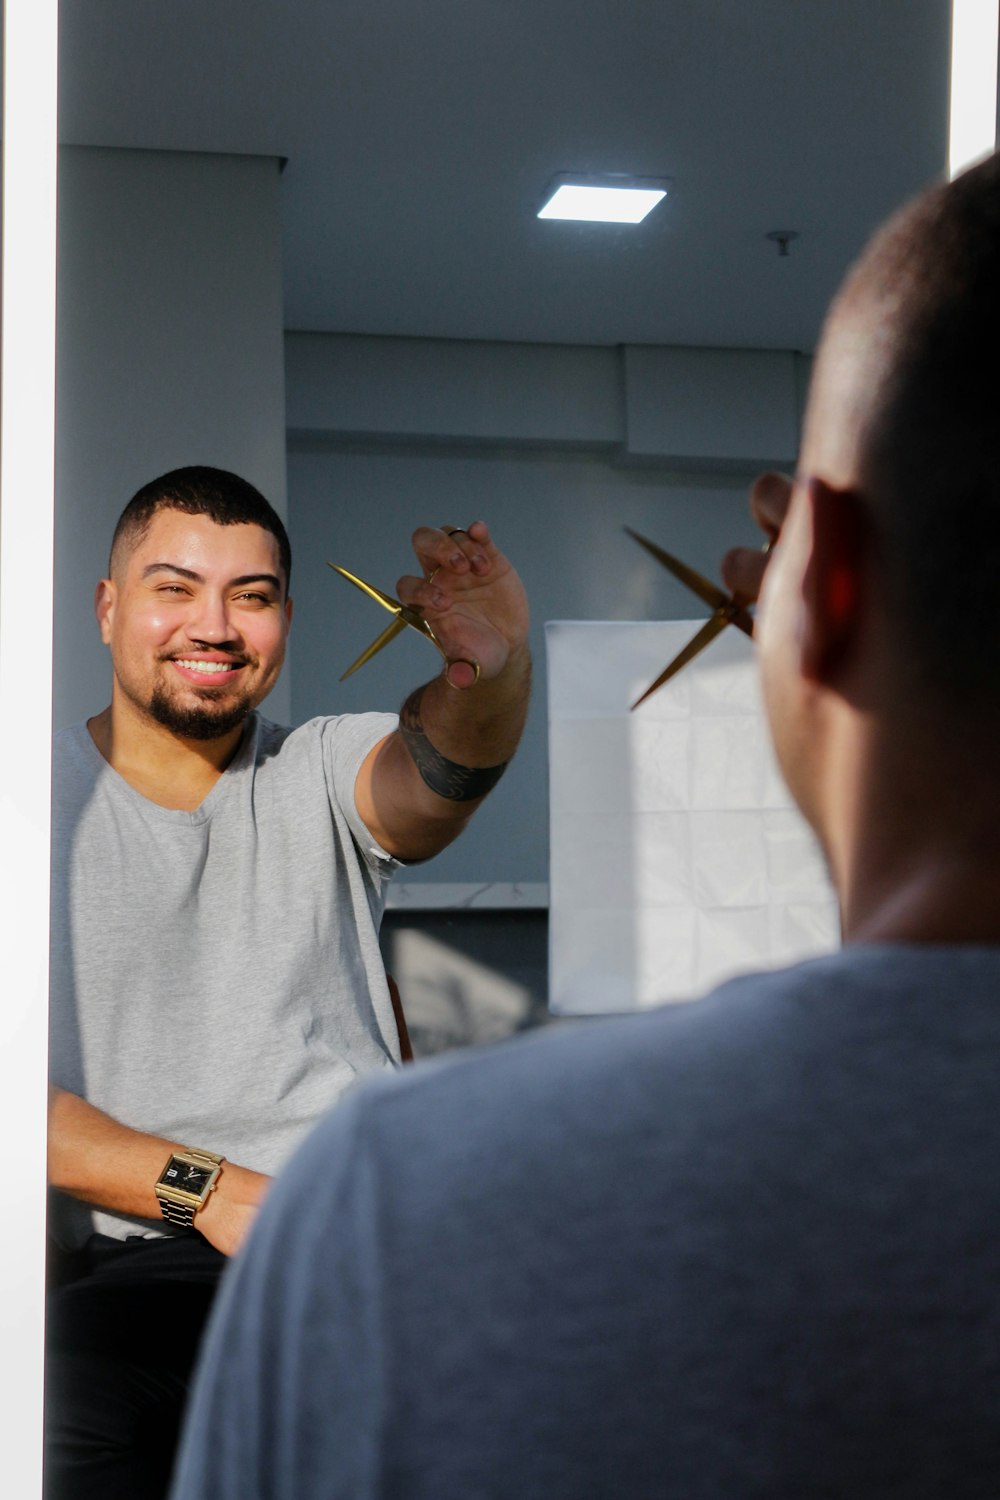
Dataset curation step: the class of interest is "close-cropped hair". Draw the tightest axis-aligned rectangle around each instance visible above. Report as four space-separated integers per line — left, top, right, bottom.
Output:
847 150 999 703
109 466 293 594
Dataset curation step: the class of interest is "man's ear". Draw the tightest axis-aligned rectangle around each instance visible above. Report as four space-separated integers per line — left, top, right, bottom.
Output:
799 477 869 685
94 578 115 645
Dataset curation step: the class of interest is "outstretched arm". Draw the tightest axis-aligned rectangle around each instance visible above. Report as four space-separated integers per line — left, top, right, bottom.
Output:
356 520 531 862
48 1086 270 1257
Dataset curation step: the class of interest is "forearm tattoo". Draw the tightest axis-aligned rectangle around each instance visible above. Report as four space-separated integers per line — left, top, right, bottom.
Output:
398 687 509 802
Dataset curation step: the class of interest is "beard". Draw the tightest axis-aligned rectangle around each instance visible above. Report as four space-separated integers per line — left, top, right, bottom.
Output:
148 681 254 741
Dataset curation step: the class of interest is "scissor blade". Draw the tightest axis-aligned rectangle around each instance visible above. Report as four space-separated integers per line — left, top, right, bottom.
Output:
339 617 408 681
630 614 729 710
625 528 729 613
327 562 401 614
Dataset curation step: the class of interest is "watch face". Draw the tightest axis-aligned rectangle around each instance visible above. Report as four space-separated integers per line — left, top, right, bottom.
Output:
163 1160 213 1195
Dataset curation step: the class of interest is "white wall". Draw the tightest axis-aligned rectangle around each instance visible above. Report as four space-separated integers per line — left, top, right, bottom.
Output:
284 332 810 891
55 147 289 729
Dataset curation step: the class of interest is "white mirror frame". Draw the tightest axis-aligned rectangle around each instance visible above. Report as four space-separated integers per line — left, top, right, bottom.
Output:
949 0 1000 176
0 0 994 1492
0 0 58 1491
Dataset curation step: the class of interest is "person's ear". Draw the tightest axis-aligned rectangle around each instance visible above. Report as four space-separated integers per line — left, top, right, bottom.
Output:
95 578 116 645
799 477 869 685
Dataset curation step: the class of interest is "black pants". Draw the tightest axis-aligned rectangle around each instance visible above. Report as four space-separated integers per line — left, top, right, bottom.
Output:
44 1234 226 1500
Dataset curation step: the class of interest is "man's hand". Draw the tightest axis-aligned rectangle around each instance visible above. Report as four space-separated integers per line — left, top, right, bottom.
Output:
394 520 529 688
48 1086 270 1257
356 520 531 862
196 1161 271 1257
721 471 793 603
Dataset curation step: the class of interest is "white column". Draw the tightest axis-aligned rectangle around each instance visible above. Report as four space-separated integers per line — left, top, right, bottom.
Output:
0 1 59 1492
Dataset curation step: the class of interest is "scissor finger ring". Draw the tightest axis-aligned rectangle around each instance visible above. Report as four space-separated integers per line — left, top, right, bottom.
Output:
445 657 481 687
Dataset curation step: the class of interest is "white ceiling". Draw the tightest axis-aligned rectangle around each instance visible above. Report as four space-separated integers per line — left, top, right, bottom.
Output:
57 0 953 351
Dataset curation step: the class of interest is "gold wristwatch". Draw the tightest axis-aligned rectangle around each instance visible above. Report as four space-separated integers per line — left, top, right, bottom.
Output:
154 1147 225 1228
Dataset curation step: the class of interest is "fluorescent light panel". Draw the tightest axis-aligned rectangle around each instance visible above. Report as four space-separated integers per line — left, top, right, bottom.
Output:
949 0 1000 177
0 0 59 1494
538 177 669 224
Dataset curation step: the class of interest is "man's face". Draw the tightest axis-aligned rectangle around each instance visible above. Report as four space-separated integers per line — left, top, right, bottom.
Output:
96 508 292 741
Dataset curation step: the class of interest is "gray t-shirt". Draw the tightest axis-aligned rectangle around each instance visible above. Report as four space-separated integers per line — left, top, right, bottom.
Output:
173 944 1000 1500
49 710 399 1247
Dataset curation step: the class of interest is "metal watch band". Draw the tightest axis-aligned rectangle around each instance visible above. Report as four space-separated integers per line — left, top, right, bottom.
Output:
155 1146 225 1228
183 1146 225 1168
158 1197 199 1228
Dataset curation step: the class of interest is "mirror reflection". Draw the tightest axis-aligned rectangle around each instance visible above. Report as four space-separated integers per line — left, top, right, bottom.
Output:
46 4 953 1496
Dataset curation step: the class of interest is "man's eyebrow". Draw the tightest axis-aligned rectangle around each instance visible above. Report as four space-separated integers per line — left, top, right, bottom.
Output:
230 574 282 592
141 564 282 592
142 564 203 582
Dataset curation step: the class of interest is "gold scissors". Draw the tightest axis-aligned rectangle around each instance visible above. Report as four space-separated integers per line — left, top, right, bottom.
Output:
327 563 447 680
328 562 480 683
625 528 755 709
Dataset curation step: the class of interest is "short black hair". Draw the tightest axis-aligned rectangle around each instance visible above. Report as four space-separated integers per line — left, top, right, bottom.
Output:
110 466 292 594
838 151 999 707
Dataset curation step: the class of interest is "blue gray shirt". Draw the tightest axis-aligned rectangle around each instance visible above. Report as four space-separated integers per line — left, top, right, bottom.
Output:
173 944 1000 1499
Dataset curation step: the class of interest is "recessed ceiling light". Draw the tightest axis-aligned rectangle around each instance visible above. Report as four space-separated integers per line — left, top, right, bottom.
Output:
537 174 670 224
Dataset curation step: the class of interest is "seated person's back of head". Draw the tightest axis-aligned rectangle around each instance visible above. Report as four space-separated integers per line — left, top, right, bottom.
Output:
170 151 1000 1500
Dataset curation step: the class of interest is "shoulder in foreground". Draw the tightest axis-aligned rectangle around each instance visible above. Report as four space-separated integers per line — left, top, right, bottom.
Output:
300 941 1000 1161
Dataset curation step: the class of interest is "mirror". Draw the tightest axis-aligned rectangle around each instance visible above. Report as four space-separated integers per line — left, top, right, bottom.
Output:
53 0 951 888
36 1 955 1491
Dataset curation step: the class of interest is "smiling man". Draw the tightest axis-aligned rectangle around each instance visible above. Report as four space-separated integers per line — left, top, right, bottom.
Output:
44 466 530 1500
91 502 293 788
101 514 290 738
